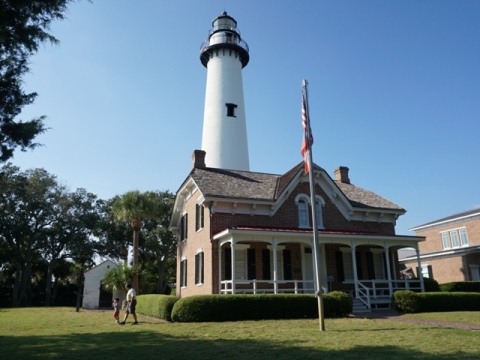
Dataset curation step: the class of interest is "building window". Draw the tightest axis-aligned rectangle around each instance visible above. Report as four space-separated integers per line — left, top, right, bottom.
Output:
226 103 237 117
180 259 187 287
296 196 309 228
441 232 450 249
314 197 325 229
269 247 284 280
195 252 204 285
342 251 354 281
459 228 469 246
195 203 204 232
235 247 247 280
372 251 386 280
441 228 469 249
180 214 188 241
296 194 324 229
450 230 459 248
262 249 271 280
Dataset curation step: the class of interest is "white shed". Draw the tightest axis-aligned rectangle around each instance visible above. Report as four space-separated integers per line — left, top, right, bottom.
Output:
83 260 124 309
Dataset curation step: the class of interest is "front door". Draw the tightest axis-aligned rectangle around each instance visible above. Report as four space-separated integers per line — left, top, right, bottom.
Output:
98 281 112 308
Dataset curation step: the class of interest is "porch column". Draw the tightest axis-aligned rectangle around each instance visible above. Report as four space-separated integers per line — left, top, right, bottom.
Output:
218 242 222 294
415 245 425 292
273 241 278 294
390 249 398 280
320 243 327 293
231 241 236 294
384 246 393 295
351 244 359 298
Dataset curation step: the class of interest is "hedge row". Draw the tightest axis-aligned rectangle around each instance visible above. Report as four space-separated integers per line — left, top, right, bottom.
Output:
439 281 480 293
393 290 480 313
136 294 178 321
136 291 352 322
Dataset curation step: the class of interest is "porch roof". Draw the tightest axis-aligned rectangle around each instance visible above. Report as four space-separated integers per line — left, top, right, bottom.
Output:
213 226 425 247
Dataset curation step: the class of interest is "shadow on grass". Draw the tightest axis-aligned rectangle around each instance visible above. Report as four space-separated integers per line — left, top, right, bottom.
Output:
1 330 477 360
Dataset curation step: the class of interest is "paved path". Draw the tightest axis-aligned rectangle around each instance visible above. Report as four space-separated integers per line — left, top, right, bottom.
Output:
350 310 480 330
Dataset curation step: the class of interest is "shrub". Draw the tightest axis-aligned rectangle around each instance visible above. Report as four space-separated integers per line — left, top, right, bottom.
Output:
439 281 480 293
392 290 422 313
324 291 353 316
136 294 179 321
171 293 353 322
393 291 480 313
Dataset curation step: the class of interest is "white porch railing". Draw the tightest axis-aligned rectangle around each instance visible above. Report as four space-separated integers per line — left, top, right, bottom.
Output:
356 279 423 309
220 278 423 310
220 279 315 294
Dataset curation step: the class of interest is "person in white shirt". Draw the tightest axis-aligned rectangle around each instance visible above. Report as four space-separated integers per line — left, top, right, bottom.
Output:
119 283 138 325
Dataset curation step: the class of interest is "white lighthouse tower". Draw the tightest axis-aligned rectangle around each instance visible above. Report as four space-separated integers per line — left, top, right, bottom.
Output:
200 12 250 171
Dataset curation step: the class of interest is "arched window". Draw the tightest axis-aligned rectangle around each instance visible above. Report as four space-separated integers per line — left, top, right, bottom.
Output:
295 194 310 228
296 194 325 229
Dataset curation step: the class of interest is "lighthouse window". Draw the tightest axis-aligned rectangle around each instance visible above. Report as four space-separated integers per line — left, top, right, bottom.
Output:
226 103 237 117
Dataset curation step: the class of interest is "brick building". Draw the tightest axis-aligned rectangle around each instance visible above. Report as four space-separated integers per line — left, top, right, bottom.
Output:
169 150 425 309
401 208 480 283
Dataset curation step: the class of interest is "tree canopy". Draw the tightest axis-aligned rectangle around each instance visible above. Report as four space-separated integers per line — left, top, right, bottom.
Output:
0 164 177 306
0 0 77 161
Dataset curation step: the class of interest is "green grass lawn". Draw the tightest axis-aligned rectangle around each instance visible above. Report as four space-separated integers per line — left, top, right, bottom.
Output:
0 307 479 359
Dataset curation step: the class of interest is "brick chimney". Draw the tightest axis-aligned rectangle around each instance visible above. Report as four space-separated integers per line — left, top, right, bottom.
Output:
192 150 206 169
334 166 350 184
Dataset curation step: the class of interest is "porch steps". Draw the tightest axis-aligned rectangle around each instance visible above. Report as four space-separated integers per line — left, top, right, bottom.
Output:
352 298 370 313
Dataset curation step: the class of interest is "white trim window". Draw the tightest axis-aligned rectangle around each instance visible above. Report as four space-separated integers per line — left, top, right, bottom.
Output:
441 228 469 249
180 258 187 288
195 203 204 232
441 232 450 249
371 249 386 280
234 244 250 280
450 230 459 248
295 194 325 229
459 228 469 246
341 249 354 281
296 195 310 228
180 213 188 241
195 251 204 285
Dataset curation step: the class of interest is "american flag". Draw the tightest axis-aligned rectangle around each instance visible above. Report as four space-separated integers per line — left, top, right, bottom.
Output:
301 85 314 173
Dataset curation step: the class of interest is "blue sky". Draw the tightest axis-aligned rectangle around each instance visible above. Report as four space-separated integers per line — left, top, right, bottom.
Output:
12 0 480 235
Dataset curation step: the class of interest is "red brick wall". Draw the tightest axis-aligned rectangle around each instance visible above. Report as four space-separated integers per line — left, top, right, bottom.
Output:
211 182 395 235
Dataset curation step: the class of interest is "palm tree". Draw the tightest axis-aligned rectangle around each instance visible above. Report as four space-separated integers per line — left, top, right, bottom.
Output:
111 191 158 293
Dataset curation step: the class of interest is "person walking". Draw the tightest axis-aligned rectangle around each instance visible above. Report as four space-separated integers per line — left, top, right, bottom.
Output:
119 283 138 325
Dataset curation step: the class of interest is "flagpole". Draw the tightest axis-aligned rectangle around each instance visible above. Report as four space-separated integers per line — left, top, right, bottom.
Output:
302 79 325 331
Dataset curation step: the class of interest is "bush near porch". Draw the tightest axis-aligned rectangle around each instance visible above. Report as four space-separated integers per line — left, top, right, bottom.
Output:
439 281 480 292
136 292 352 322
393 290 480 313
170 292 352 322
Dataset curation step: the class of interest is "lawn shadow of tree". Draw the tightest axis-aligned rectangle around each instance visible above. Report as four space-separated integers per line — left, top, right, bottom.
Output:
2 330 478 360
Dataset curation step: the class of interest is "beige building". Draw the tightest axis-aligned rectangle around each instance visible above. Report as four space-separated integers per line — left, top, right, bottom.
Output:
402 208 480 283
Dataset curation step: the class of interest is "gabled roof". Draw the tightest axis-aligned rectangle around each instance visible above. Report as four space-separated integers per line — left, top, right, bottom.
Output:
190 167 279 201
335 181 403 211
191 162 403 211
410 207 480 231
